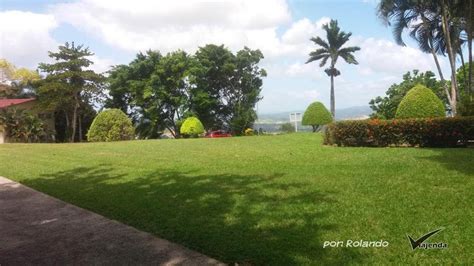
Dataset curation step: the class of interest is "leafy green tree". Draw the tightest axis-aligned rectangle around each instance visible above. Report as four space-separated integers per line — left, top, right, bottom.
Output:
0 59 40 98
37 42 104 142
302 102 333 132
107 50 193 138
107 45 265 137
377 0 469 115
369 70 446 119
395 84 445 119
192 45 265 134
180 116 204 138
306 20 360 118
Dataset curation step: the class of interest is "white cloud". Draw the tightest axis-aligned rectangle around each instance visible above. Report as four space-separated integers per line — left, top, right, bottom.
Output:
87 55 116 74
0 11 58 68
51 0 293 57
285 62 324 80
350 37 446 77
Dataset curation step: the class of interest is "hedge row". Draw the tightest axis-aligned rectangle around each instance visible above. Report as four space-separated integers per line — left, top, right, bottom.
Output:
323 117 474 147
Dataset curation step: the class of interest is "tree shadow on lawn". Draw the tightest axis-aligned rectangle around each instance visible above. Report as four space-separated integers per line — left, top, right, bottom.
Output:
419 148 474 176
22 165 364 265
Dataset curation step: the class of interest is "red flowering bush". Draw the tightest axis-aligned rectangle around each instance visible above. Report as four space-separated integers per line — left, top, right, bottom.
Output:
323 116 474 147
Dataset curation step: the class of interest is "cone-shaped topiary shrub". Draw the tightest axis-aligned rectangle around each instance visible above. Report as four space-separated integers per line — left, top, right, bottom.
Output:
302 102 333 132
395 84 445 119
180 116 205 138
87 109 135 142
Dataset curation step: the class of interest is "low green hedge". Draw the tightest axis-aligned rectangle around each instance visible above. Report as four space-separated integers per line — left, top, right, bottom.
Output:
324 117 474 147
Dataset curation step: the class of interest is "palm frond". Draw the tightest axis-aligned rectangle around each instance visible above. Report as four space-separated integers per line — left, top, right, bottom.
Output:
339 52 359 65
319 55 330 67
310 37 329 49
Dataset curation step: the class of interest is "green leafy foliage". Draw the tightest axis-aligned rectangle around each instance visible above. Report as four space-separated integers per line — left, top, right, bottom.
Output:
106 45 266 137
302 102 332 132
87 109 134 142
395 84 445 119
456 63 474 116
180 116 204 137
37 42 104 142
0 108 49 142
324 117 474 147
370 70 446 119
0 59 40 99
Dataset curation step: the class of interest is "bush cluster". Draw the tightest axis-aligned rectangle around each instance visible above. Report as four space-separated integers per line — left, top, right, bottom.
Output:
395 84 445 119
180 117 204 137
244 128 254 136
324 117 474 147
87 109 135 142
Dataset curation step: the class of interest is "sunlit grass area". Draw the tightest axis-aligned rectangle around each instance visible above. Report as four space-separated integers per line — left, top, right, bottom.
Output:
0 133 472 264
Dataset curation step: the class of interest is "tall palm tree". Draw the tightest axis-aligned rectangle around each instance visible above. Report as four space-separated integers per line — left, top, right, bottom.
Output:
306 20 360 118
377 0 462 115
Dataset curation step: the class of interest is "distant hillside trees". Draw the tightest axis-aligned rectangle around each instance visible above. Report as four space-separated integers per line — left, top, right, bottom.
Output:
106 44 266 138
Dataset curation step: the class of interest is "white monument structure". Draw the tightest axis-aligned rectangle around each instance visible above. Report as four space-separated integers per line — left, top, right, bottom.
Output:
289 112 302 132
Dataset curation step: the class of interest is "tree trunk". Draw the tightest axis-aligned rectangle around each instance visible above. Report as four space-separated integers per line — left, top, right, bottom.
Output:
78 114 83 142
330 74 335 118
312 125 316 132
460 51 467 99
441 1 458 115
469 0 473 97
71 95 79 142
65 111 70 141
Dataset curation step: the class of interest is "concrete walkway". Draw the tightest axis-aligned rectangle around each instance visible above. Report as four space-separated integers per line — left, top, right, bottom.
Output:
0 176 224 265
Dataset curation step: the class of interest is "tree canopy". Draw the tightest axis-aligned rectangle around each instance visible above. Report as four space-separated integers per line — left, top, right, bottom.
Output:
37 42 104 142
369 70 446 119
306 19 360 117
106 44 266 138
0 59 40 98
395 84 446 119
302 102 333 132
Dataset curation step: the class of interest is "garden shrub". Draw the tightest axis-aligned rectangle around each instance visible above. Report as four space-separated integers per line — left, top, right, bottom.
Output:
395 84 445 119
324 117 474 147
87 109 135 142
180 116 204 137
244 128 254 136
302 102 332 132
280 122 295 133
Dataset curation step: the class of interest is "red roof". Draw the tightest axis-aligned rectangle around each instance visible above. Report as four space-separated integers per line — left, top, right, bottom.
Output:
0 98 36 109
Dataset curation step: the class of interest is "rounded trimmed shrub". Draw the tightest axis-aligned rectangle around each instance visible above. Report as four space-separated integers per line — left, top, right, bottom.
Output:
302 102 333 132
180 116 204 137
87 109 135 142
395 84 445 119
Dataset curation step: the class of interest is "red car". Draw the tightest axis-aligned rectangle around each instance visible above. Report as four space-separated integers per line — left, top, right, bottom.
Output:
206 130 232 138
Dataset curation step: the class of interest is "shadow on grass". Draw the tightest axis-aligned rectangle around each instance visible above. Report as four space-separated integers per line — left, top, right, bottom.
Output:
22 165 364 265
420 148 474 176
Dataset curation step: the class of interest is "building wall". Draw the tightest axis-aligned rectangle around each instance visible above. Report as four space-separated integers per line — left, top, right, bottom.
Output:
0 125 4 144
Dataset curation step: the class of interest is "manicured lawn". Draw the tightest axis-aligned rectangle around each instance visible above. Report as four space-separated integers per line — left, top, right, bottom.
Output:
0 134 472 264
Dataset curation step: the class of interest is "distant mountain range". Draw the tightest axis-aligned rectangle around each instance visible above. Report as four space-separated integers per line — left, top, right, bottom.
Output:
257 106 372 123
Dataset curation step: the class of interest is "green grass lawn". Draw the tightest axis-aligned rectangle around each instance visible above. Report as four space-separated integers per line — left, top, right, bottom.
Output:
0 133 472 264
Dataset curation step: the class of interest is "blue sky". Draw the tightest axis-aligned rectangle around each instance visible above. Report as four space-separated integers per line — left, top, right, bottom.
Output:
0 0 450 114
